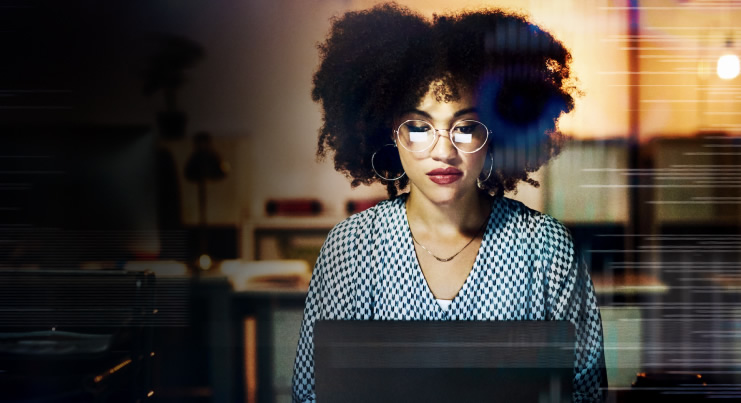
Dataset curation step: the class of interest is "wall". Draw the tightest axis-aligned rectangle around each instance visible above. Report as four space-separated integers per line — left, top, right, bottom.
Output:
167 0 632 225
6 1 642 228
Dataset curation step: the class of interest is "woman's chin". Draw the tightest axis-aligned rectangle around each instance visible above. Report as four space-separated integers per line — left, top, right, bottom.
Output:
413 186 478 207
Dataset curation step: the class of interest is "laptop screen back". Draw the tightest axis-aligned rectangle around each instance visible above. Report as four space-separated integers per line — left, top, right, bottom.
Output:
314 320 575 403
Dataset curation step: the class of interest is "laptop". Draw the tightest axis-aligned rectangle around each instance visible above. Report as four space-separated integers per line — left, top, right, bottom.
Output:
314 320 575 403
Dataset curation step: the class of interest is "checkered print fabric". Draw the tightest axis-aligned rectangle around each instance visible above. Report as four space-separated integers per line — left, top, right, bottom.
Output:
292 194 606 402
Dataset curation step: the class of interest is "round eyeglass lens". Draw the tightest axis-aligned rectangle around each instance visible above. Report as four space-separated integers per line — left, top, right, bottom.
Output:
451 120 488 153
397 120 435 152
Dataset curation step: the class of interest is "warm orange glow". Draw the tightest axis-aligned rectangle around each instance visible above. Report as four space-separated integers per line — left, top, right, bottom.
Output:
245 317 257 403
109 359 132 375
93 358 132 384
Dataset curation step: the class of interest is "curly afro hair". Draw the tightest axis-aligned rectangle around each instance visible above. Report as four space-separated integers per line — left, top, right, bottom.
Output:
313 2 577 198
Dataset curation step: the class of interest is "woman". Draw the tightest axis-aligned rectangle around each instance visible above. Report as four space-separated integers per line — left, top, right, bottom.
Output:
293 3 606 402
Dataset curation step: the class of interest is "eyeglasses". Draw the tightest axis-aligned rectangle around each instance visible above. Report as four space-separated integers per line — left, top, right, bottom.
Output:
395 119 490 154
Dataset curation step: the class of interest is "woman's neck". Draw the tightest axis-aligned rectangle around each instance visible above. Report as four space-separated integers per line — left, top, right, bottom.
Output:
405 189 491 237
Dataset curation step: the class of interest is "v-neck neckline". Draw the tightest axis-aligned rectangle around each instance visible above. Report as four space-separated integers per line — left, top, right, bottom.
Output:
398 194 494 315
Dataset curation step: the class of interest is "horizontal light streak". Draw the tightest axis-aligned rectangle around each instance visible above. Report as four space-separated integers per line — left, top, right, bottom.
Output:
647 201 741 204
600 71 713 74
581 184 741 188
644 237 741 241
633 106 741 110
616 173 741 177
611 35 736 40
655 177 741 180
669 164 741 168
590 249 741 252
614 174 741 178
609 84 741 87
666 270 741 274
650 173 741 177
604 234 741 238
0 170 64 174
684 152 741 155
658 59 729 63
604 37 734 42
611 306 740 311
0 89 71 93
695 180 741 183
601 6 741 10
625 168 741 172
628 109 700 112
665 316 741 322
640 245 741 249
618 316 741 320
641 55 734 59
611 300 741 304
696 289 741 298
621 46 735 50
648 27 741 31
643 100 741 102
0 106 72 110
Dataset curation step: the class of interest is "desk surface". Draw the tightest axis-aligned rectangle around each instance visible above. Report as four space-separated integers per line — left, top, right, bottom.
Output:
591 273 668 295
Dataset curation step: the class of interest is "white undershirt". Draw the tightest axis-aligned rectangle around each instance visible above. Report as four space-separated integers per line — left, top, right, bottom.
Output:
436 298 453 311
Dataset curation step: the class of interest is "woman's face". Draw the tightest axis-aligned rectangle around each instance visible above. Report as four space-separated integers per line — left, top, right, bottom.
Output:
395 87 488 207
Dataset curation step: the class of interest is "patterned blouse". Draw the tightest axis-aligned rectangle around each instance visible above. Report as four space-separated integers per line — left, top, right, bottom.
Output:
292 194 606 402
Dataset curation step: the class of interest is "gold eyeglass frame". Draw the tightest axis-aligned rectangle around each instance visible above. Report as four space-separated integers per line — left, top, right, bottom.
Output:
394 119 490 154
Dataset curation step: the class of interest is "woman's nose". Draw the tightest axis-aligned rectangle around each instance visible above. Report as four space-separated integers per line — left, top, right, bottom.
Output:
430 130 457 161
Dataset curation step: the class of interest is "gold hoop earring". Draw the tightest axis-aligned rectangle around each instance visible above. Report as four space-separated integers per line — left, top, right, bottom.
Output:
477 153 494 189
372 143 406 181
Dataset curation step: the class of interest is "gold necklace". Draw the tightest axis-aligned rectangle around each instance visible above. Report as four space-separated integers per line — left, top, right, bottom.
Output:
409 217 489 263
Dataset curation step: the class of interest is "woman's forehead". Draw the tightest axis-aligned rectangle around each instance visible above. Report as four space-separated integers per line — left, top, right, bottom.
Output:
406 82 477 121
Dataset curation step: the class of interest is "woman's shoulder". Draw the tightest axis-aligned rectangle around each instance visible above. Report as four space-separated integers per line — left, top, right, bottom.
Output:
325 196 404 242
315 197 403 286
501 198 576 273
495 196 573 244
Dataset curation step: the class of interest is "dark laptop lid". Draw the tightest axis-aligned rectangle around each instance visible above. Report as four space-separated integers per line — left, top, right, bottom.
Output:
314 320 575 403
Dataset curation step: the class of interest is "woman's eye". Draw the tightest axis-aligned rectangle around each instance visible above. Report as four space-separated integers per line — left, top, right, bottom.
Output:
454 125 477 134
407 125 430 132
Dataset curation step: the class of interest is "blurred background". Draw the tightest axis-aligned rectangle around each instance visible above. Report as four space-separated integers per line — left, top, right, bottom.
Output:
1 0 741 401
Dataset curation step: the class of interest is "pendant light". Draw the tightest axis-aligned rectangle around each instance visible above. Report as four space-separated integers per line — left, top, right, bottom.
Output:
717 36 740 80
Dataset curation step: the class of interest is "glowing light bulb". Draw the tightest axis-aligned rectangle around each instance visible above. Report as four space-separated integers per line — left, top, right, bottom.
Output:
717 54 740 80
199 254 212 270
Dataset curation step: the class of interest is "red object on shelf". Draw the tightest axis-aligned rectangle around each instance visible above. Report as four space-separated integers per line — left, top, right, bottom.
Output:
346 199 385 215
265 199 323 216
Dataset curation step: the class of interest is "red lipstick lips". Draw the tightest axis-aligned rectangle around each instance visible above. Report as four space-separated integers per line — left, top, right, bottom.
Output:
427 167 463 185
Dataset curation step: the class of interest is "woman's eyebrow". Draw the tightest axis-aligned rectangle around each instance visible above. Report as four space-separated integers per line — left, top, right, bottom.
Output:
401 109 432 119
453 107 478 118
401 107 479 119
